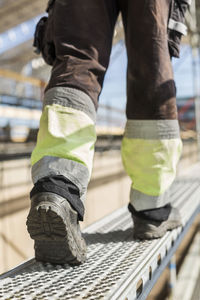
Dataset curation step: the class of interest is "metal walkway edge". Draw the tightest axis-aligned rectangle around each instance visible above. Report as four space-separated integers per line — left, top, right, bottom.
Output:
0 178 200 300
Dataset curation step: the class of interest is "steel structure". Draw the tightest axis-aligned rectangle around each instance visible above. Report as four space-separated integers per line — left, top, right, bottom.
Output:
0 2 200 299
0 1 124 72
0 175 200 300
186 0 200 156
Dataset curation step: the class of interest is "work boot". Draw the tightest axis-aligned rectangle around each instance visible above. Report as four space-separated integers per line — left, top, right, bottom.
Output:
26 192 87 265
128 204 182 240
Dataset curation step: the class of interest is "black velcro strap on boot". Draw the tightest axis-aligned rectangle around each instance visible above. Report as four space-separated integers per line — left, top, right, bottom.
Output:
128 203 172 222
30 175 85 221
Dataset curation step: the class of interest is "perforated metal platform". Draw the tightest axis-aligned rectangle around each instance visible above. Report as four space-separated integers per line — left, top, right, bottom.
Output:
0 178 200 300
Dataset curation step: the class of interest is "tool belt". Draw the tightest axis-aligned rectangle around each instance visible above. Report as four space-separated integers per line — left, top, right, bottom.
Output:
168 0 191 58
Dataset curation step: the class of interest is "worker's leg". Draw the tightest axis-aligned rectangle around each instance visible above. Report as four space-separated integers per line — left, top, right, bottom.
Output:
31 0 119 219
119 0 183 237
28 0 119 263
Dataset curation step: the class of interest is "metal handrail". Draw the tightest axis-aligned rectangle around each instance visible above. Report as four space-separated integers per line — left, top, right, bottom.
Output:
0 152 31 161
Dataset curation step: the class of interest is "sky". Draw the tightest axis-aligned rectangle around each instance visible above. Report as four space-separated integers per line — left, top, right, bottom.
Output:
0 16 42 55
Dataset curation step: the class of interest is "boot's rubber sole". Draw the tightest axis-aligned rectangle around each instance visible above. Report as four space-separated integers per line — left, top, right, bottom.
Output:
133 219 181 240
132 206 182 240
26 193 87 265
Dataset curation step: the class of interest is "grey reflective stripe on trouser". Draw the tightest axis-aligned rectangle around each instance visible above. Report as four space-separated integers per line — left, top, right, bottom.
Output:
130 189 171 211
44 87 96 122
31 87 96 202
168 18 187 36
32 157 89 201
124 120 181 139
121 120 183 211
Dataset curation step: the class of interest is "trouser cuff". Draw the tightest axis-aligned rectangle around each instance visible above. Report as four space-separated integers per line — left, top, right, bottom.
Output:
130 188 171 211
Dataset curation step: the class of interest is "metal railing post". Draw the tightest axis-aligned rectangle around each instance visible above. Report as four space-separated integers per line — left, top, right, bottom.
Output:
168 255 177 299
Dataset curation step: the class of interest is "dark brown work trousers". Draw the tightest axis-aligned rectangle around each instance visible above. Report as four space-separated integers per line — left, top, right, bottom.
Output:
32 0 183 213
46 0 177 121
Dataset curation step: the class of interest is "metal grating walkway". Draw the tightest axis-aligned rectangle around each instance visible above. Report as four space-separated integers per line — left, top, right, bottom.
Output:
0 178 200 300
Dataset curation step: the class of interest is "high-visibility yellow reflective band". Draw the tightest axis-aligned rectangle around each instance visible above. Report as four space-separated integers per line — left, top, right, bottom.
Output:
121 138 182 196
31 104 96 175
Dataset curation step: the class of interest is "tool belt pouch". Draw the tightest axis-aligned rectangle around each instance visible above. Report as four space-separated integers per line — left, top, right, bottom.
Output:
168 0 191 58
33 0 56 65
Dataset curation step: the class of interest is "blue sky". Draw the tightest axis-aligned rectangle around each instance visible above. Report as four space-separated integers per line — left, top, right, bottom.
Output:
173 45 200 98
0 16 42 54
